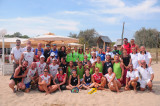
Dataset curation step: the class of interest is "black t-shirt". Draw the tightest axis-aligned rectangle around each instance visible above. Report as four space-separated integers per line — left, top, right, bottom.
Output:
44 49 51 62
85 74 91 83
59 62 68 73
103 61 113 75
58 51 67 61
71 76 78 86
122 55 131 67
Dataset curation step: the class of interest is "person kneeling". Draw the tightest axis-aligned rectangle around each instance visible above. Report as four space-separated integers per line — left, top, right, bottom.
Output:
53 67 67 92
105 67 121 92
125 64 140 92
66 70 80 90
92 67 106 90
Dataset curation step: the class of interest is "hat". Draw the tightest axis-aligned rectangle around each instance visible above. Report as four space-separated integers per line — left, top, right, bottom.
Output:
114 45 117 47
50 52 55 56
53 44 57 46
46 44 50 47
40 55 45 58
53 58 57 61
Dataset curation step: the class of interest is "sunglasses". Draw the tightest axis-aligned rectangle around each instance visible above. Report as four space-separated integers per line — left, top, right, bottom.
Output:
44 71 48 72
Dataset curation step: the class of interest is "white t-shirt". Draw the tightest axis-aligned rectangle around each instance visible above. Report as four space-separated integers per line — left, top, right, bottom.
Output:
36 62 46 76
137 66 154 81
138 52 152 65
90 58 97 64
105 73 117 82
40 74 50 84
106 52 114 58
23 52 34 66
126 70 140 82
24 68 37 84
23 47 34 52
130 53 139 69
11 47 23 62
49 64 59 79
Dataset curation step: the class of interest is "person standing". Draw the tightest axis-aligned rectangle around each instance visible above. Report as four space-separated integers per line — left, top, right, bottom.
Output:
72 46 79 64
23 40 34 52
44 44 51 62
138 46 152 67
105 46 114 59
78 47 84 62
50 44 58 59
103 55 113 75
85 48 91 61
66 46 73 63
112 45 121 55
93 56 104 73
58 46 67 62
19 45 35 67
130 47 139 69
130 39 139 53
34 43 44 55
11 39 23 72
120 38 131 55
97 48 105 61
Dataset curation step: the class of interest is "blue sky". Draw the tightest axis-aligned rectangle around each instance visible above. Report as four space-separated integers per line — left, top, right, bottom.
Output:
0 0 160 41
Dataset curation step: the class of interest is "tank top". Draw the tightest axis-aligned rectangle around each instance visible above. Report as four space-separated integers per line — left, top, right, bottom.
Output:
24 68 37 84
71 75 78 86
103 61 113 75
23 52 34 66
40 74 50 84
95 62 103 73
113 62 122 79
67 66 73 78
85 74 91 83
105 73 117 82
35 48 44 55
72 51 79 62
66 52 73 62
76 66 84 79
49 64 59 79
78 53 84 61
93 73 102 84
86 66 93 75
36 62 46 76
130 44 137 53
123 43 131 54
57 73 66 82
14 67 26 81
85 52 91 60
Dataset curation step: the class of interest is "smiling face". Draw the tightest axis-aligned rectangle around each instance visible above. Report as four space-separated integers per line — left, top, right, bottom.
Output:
108 67 112 74
95 67 99 74
43 69 48 76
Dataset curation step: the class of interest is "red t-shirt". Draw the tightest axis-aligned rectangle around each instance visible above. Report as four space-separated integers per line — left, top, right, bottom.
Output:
57 73 66 82
93 73 103 84
123 43 131 54
130 44 137 53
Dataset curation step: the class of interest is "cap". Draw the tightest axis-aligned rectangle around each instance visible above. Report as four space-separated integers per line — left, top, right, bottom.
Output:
40 55 45 58
50 52 55 56
53 44 57 46
114 45 117 47
46 44 50 47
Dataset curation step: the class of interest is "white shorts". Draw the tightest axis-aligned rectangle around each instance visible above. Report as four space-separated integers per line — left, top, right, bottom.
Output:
140 79 150 88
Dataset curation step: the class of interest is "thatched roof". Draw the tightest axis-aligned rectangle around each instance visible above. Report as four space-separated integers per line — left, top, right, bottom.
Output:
97 36 112 43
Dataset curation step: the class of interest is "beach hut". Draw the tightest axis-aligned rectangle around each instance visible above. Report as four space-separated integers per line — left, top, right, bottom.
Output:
97 36 112 51
115 39 122 48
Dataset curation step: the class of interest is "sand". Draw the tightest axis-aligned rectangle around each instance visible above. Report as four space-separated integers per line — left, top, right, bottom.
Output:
0 63 160 106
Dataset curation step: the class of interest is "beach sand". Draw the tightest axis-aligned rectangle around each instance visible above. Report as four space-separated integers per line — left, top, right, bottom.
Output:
0 63 160 106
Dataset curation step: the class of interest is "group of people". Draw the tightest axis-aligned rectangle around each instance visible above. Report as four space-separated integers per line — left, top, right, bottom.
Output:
9 38 154 95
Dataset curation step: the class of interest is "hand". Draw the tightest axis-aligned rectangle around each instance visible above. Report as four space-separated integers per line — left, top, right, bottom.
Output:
120 77 123 81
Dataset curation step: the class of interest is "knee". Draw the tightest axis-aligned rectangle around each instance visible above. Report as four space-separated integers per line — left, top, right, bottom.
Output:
147 83 152 88
131 82 136 86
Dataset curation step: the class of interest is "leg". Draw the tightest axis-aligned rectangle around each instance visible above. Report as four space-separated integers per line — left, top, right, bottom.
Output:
9 80 16 92
147 81 153 91
49 85 58 93
140 80 146 91
66 85 73 90
131 81 137 91
82 84 90 89
113 80 119 92
88 83 95 88
117 80 121 89
100 77 106 88
17 82 26 90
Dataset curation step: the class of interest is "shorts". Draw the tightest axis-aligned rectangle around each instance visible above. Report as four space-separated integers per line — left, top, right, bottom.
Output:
25 82 31 89
60 85 66 90
129 82 140 89
140 79 151 88
38 85 50 92
84 83 91 86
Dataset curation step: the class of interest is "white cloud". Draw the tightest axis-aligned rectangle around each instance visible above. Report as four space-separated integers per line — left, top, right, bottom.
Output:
0 17 79 36
89 0 160 19
63 11 91 16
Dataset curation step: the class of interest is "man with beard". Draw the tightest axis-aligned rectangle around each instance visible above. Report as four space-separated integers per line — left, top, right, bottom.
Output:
9 61 29 93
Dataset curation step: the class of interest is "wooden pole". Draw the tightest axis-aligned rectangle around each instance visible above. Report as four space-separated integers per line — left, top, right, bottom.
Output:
156 34 159 63
121 22 125 45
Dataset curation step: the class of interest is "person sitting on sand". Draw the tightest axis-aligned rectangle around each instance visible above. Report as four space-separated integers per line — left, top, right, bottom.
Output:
66 70 80 90
38 68 51 95
24 62 38 93
137 60 154 91
53 67 67 91
81 68 95 89
92 67 106 90
9 61 29 93
105 67 121 92
125 64 140 92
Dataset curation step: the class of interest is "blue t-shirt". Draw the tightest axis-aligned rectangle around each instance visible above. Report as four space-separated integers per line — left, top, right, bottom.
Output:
35 48 44 55
97 53 105 61
50 49 58 59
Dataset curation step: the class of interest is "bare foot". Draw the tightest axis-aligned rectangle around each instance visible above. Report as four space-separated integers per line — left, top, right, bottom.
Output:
45 92 50 95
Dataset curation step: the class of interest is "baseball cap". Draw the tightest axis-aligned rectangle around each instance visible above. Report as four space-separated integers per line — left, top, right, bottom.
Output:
50 52 55 56
53 44 57 46
46 44 50 47
114 45 117 47
40 55 45 58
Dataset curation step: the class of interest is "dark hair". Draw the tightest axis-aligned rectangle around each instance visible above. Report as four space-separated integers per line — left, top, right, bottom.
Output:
85 68 90 71
78 47 84 53
60 46 66 52
46 44 50 46
16 39 21 42
58 67 64 74
124 38 128 40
